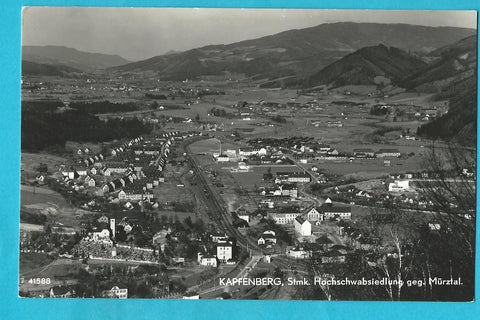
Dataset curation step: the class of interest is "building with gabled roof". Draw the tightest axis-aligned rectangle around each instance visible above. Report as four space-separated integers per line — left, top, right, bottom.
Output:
294 215 312 236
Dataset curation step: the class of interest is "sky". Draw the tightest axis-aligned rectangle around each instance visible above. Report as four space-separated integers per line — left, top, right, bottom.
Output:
22 7 478 61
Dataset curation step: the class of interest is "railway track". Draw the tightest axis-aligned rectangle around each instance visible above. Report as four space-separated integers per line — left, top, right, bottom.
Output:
182 138 262 255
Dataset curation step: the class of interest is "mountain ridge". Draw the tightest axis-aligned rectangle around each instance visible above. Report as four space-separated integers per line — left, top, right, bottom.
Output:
108 22 476 83
301 44 428 88
22 45 132 71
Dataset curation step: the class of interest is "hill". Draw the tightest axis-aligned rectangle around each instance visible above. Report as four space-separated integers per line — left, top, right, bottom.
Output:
301 44 427 88
109 22 475 85
417 76 477 146
22 45 131 71
414 36 477 146
400 35 477 92
22 60 83 77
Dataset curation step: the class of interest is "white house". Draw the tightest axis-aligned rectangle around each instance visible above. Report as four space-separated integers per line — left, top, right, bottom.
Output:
257 232 277 246
294 216 312 236
322 205 352 220
305 207 323 222
216 243 233 262
388 180 410 192
101 286 128 299
287 247 311 259
197 253 217 267
87 178 96 187
216 154 230 162
267 211 301 224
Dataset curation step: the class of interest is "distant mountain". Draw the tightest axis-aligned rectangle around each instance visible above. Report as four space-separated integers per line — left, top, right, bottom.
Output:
400 35 477 92
301 44 427 88
22 60 83 76
109 22 475 84
22 45 131 71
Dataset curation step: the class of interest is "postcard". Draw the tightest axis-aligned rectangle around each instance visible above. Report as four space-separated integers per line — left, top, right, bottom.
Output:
19 7 477 301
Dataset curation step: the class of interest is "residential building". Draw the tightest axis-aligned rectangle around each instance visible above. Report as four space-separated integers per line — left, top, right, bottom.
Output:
216 243 233 262
197 253 217 267
294 216 312 236
322 205 352 220
305 207 323 222
377 149 401 158
257 231 277 246
101 286 128 299
388 180 410 192
267 210 301 224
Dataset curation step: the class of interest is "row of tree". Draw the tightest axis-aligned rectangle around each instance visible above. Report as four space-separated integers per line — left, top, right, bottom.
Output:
21 109 152 151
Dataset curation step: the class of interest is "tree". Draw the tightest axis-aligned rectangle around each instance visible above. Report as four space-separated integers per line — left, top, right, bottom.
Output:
410 143 475 301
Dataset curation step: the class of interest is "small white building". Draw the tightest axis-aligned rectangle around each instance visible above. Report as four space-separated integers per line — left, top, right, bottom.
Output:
294 216 312 236
102 286 128 299
216 243 233 262
388 180 410 192
197 253 217 267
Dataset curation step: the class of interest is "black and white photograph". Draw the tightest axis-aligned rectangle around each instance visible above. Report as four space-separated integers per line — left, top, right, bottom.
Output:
19 7 477 301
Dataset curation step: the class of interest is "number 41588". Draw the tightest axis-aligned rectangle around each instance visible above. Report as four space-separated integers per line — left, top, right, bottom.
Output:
28 278 51 285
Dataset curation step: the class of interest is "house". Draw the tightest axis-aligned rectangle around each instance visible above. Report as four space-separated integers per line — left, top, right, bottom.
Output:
257 231 277 246
62 168 79 180
238 147 267 157
101 286 128 299
267 209 301 224
216 154 230 162
88 179 96 187
216 242 233 262
90 167 97 175
49 286 73 298
353 148 375 158
322 205 351 220
275 172 311 184
76 166 88 176
280 184 298 198
211 232 229 243
428 222 442 231
97 215 109 224
388 180 411 192
105 163 129 174
305 207 323 222
197 253 217 267
287 247 311 259
377 149 401 158
294 216 312 236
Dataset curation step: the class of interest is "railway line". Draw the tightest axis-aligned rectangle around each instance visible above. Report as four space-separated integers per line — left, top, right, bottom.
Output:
182 138 262 255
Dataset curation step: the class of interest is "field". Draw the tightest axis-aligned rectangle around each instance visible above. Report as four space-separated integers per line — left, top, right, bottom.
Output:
19 252 55 275
21 185 69 207
231 165 300 189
